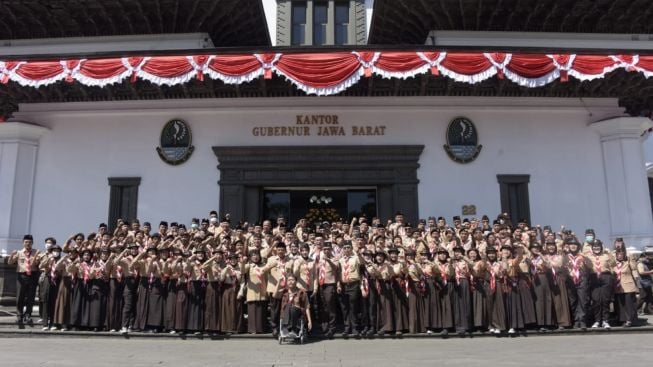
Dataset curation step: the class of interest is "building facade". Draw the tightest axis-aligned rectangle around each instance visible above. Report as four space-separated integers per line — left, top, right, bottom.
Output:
1 0 653 260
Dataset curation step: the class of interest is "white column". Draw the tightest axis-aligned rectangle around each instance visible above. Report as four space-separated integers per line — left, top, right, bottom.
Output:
592 116 653 248
0 122 48 253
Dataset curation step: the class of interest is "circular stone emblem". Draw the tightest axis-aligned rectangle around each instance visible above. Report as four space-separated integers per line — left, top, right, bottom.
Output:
156 119 195 165
444 117 482 163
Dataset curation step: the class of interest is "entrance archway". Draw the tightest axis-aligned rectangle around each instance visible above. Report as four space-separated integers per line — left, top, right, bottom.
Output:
212 145 424 224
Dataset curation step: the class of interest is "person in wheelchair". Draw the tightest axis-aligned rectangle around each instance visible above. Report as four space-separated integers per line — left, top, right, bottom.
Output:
280 274 313 337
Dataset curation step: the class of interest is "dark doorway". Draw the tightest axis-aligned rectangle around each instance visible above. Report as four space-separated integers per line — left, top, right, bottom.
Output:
213 145 423 224
262 188 377 226
497 174 531 226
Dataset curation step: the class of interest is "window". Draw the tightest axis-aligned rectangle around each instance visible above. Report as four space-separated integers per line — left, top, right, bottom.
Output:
313 1 328 45
497 175 531 226
334 2 349 45
291 2 307 45
108 177 140 231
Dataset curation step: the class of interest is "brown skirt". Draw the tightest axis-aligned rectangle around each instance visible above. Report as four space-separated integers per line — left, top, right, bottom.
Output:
423 278 441 329
247 301 266 334
204 281 220 332
146 278 164 328
134 277 149 330
518 277 537 325
490 281 507 330
86 279 108 329
472 279 489 329
552 274 572 327
54 277 72 326
164 279 177 330
533 273 555 327
107 279 123 331
407 281 425 334
221 283 243 333
453 278 472 332
187 281 205 331
438 281 454 329
174 282 188 331
389 280 408 332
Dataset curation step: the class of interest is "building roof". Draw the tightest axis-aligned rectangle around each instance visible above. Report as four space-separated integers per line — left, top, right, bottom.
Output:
369 0 653 44
0 0 270 47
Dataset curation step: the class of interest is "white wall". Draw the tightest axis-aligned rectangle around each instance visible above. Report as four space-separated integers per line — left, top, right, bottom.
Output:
13 97 623 245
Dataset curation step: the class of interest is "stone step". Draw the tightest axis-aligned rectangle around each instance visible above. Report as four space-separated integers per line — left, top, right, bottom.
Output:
0 325 652 340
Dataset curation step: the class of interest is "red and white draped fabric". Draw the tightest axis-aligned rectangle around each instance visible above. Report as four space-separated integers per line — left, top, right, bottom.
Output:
1 51 652 95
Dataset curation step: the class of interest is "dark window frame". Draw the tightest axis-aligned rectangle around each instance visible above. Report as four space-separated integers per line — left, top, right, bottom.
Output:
312 1 328 45
497 174 531 226
334 1 349 45
108 177 141 232
290 1 307 46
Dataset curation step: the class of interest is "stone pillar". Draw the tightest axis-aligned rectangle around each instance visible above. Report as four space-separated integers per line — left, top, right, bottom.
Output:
592 117 653 249
0 121 48 305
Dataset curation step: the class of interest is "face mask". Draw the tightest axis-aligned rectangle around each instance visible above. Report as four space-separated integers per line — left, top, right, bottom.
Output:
45 243 52 250
210 218 218 224
191 223 199 229
585 236 594 243
53 251 61 258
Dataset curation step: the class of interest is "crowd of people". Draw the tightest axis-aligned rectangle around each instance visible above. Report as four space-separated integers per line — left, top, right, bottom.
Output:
5 211 653 339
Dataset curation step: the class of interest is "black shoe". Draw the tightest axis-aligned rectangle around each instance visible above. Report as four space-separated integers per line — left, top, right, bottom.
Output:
354 331 361 339
366 329 376 338
361 327 369 335
440 329 449 337
325 330 334 339
24 316 33 325
272 329 279 338
16 315 23 324
377 330 385 337
342 332 349 339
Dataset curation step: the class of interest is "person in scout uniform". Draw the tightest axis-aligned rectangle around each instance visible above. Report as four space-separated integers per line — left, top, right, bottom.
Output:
587 240 616 329
7 234 41 324
613 249 640 327
263 241 294 337
338 241 364 338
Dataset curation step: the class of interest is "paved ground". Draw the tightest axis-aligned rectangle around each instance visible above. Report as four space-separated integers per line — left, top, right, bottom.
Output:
0 334 651 367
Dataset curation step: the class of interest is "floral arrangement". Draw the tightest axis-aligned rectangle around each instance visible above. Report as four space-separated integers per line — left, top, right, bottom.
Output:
304 208 341 226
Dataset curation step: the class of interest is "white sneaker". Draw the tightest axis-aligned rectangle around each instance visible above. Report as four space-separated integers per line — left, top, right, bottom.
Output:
42 326 49 331
426 330 433 334
508 328 515 334
493 329 502 334
49 326 58 331
109 329 116 333
60 328 67 332
37 319 43 324
591 322 600 328
602 321 611 329
120 327 128 334
488 328 496 333
169 330 176 334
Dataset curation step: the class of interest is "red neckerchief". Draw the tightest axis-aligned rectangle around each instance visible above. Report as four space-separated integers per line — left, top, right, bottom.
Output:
277 256 287 288
615 261 625 283
531 256 543 275
593 253 602 273
50 260 58 286
342 256 351 282
488 260 498 291
438 262 449 286
83 261 91 283
568 253 583 285
24 249 33 276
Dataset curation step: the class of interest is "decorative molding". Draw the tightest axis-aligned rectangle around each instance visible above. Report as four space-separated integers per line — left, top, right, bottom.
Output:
591 116 653 141
0 122 48 142
108 177 141 187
